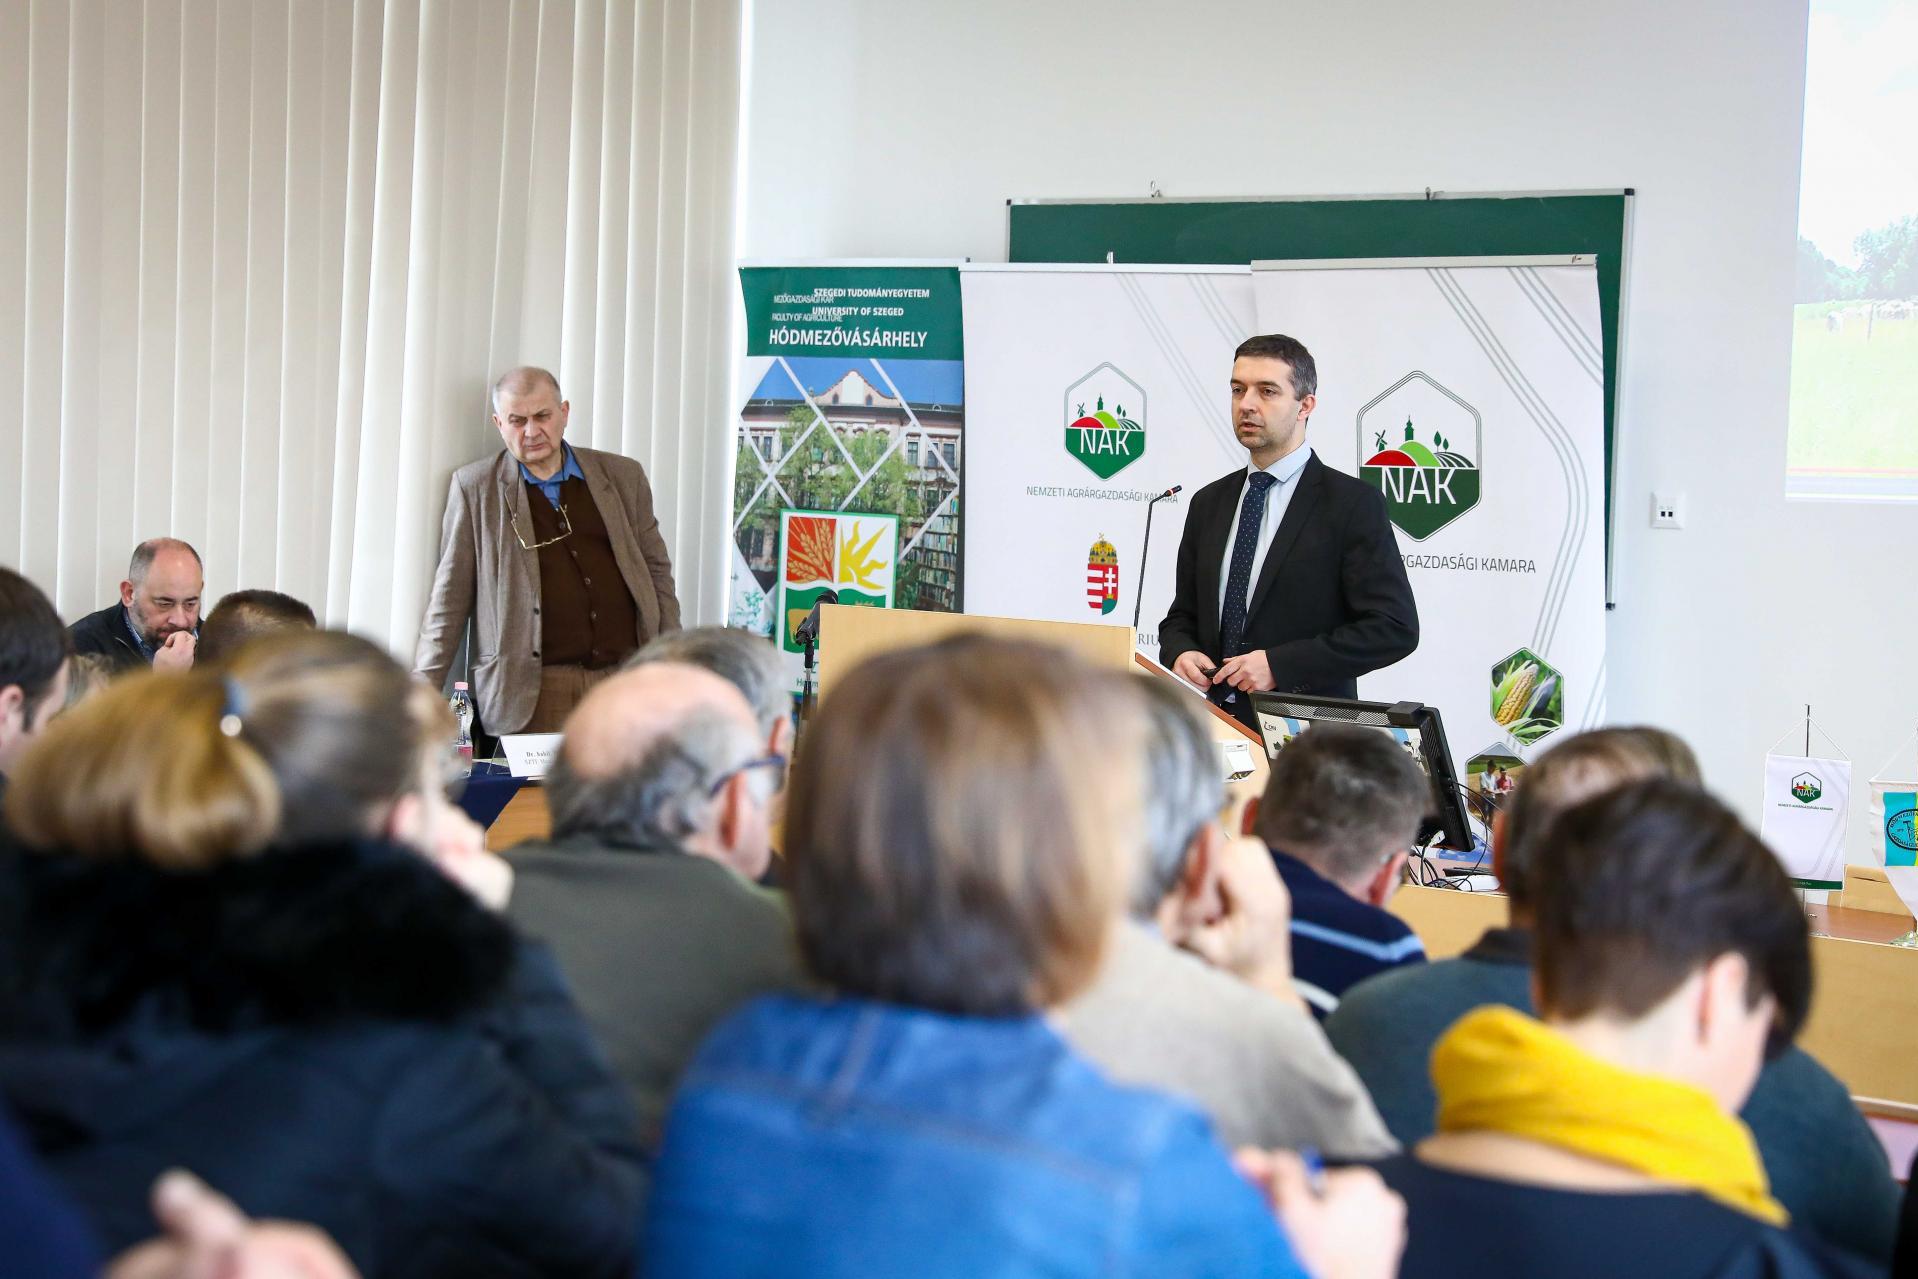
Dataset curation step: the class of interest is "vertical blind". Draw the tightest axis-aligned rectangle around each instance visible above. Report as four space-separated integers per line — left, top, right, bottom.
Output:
0 0 742 656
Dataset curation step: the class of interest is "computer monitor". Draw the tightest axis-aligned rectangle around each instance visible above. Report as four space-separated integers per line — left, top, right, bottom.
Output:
1247 691 1474 853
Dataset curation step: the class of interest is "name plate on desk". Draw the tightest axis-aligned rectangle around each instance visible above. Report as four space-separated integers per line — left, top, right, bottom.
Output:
1219 740 1256 781
500 733 563 778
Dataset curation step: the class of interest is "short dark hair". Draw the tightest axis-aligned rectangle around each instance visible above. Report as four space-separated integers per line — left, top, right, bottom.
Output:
1255 723 1427 881
783 635 1142 1017
1500 726 1700 908
0 568 72 721
1234 334 1317 401
195 590 319 666
1531 778 1811 1050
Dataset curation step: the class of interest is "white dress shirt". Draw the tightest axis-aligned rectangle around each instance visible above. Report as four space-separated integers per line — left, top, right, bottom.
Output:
1217 444 1314 620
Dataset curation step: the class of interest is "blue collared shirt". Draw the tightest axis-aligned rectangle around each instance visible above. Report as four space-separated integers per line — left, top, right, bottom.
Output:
121 606 156 663
519 443 584 508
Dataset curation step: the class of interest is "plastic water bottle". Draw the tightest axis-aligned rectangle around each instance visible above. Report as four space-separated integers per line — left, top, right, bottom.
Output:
450 682 475 771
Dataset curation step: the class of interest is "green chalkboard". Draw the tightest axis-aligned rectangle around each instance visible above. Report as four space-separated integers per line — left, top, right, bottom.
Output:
1008 193 1629 592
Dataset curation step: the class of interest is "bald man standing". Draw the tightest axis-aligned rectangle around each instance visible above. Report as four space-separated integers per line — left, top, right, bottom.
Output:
415 367 682 736
506 662 800 1145
69 538 205 674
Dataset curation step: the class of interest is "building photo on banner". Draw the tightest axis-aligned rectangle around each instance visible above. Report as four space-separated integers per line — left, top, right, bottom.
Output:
727 265 965 689
962 265 1255 654
1252 257 1608 786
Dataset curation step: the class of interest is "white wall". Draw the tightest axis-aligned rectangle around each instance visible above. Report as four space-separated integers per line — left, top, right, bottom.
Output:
742 0 1918 858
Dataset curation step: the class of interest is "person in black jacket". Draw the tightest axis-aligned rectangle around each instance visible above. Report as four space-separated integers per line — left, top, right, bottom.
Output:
67 537 204 674
0 568 72 802
0 631 643 1278
1373 780 1876 1279
1159 334 1418 728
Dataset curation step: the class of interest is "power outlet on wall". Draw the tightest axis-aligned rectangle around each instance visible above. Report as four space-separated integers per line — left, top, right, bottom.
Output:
1651 491 1686 529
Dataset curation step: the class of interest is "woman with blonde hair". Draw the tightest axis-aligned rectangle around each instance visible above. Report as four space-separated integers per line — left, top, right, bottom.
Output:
0 630 642 1278
641 634 1403 1279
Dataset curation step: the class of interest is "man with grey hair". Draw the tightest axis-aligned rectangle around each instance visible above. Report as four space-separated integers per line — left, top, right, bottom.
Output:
506 661 801 1144
68 538 205 674
1055 677 1395 1157
415 365 681 735
628 626 794 765
1255 723 1429 1019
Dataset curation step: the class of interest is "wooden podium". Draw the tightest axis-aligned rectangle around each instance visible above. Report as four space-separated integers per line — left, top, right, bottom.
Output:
813 604 1271 819
814 603 1139 697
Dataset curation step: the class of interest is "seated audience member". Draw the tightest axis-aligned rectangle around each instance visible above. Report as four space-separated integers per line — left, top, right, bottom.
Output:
1326 727 1899 1263
1057 677 1395 1157
629 626 794 764
68 538 203 673
0 568 71 801
641 635 1405 1279
60 652 114 712
0 632 644 1277
1375 780 1874 1278
507 661 804 1144
1254 725 1427 1018
194 589 318 665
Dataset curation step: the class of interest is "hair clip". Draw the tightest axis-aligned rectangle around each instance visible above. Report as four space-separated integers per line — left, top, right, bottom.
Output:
220 676 247 738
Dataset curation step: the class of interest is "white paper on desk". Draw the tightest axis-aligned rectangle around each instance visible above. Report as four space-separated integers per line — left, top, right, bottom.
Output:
1885 867 1918 923
500 733 563 778
1134 649 1209 697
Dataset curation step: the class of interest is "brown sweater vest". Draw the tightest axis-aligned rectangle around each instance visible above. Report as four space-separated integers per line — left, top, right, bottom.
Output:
526 477 641 668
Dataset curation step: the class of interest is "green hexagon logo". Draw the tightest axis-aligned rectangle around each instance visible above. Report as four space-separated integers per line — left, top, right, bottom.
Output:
1064 363 1145 480
1359 371 1482 540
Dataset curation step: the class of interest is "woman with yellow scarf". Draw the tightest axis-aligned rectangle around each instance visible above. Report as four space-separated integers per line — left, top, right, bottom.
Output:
1374 779 1877 1278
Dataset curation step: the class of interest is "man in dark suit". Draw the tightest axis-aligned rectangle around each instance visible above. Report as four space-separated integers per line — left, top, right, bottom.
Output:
1160 334 1418 728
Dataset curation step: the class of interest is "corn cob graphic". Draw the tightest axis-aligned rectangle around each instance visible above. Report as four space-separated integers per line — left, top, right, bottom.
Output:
1495 663 1539 726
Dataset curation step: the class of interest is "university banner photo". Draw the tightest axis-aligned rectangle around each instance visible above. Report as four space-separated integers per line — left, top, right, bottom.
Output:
961 265 1255 651
1252 257 1609 783
728 265 965 688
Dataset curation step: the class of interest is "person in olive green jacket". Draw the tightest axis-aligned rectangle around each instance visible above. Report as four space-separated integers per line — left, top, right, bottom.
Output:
505 660 801 1147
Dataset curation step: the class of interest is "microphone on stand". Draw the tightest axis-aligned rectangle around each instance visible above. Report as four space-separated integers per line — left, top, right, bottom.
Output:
1132 484 1183 632
796 589 839 729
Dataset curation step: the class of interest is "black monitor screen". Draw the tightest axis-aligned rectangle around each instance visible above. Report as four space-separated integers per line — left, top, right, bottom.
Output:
1247 692 1474 853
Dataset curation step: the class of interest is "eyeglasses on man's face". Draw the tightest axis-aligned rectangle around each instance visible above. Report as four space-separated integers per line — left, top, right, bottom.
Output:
708 753 788 798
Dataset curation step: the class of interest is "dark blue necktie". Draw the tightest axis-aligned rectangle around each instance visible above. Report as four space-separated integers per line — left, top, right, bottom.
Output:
1218 471 1277 668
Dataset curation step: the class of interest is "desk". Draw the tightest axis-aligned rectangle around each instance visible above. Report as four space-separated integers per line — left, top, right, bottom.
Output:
1389 887 1918 1113
486 784 550 851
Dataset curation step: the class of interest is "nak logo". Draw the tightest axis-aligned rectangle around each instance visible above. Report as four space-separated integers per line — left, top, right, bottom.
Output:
1357 372 1482 541
1791 773 1823 805
1064 363 1145 480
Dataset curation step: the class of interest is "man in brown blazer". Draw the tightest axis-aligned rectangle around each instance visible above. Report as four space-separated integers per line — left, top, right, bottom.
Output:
414 366 681 734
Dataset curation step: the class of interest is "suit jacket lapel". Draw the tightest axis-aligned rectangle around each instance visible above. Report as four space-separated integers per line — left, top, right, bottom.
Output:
1196 473 1243 638
1245 455 1324 622
576 446 650 604
495 452 540 624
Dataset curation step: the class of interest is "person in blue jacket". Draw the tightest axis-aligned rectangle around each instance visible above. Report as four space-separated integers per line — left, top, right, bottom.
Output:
641 634 1406 1279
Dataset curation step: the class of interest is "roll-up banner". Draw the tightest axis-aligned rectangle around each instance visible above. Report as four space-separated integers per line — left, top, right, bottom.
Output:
1252 258 1609 783
961 265 1255 653
728 265 965 690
